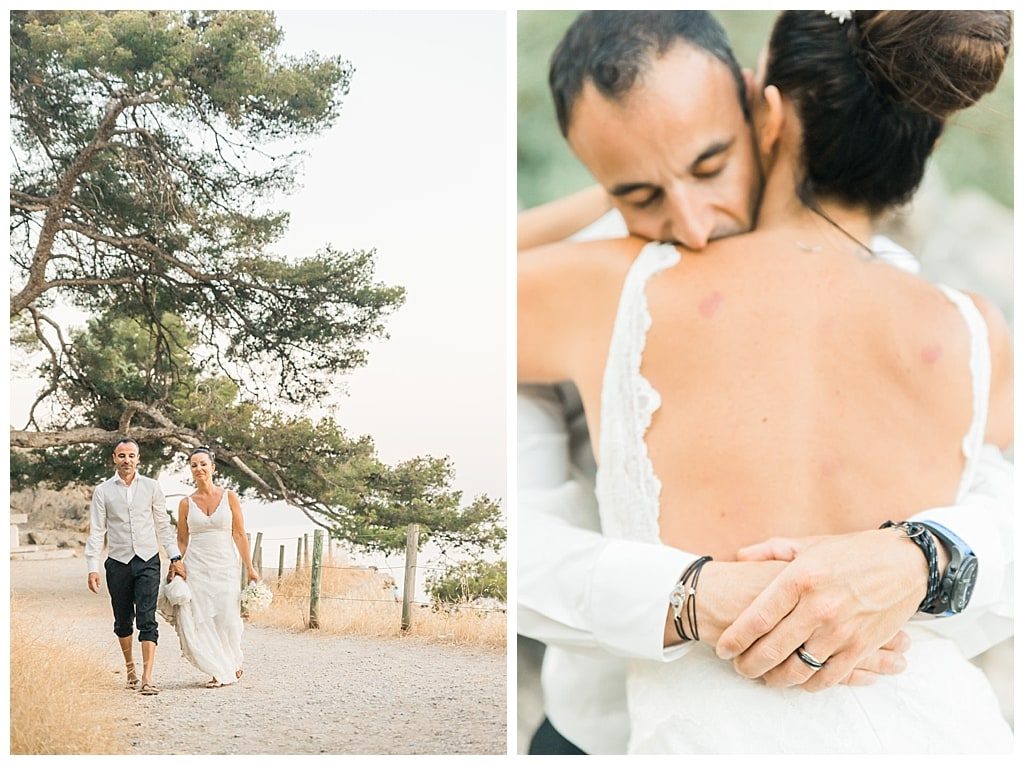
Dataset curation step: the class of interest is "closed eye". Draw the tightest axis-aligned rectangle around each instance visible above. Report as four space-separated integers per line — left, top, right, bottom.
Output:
693 165 724 180
632 188 663 209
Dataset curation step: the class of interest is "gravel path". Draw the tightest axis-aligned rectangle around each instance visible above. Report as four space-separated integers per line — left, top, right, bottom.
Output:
12 557 506 755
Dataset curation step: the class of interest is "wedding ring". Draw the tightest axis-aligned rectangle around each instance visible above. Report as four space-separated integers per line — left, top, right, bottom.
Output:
795 645 827 671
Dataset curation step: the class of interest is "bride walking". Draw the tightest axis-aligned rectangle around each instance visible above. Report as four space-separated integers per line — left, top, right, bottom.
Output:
164 446 260 687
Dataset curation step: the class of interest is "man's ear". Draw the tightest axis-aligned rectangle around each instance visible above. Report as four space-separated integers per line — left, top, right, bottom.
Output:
758 84 785 159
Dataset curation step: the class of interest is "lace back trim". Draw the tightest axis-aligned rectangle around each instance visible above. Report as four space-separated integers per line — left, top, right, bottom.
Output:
596 242 681 544
936 285 991 501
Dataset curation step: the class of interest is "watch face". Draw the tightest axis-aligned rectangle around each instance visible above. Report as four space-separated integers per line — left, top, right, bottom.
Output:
950 557 979 613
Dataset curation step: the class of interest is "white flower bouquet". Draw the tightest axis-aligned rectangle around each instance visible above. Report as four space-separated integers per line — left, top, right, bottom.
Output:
240 580 274 613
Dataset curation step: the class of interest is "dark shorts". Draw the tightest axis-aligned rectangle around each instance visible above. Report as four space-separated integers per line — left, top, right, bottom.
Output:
104 554 160 644
528 718 587 755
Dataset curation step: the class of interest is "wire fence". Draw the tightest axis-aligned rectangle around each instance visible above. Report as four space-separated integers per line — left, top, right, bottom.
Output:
246 526 506 630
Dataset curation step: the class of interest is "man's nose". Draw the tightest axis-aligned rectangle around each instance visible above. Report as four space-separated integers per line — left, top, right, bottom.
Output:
664 186 712 250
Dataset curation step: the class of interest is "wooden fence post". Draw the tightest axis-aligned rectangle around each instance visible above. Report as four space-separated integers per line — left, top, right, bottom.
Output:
278 545 285 581
303 533 310 569
252 531 263 577
295 537 303 571
401 523 420 631
308 529 325 629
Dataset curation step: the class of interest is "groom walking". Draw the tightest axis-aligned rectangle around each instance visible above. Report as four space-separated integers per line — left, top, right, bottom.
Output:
85 438 186 695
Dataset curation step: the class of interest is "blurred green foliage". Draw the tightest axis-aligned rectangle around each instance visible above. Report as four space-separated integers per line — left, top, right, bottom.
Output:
426 559 507 605
518 10 1013 210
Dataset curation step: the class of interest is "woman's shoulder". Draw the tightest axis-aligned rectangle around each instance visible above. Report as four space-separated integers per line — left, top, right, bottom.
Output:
519 236 655 384
519 235 668 322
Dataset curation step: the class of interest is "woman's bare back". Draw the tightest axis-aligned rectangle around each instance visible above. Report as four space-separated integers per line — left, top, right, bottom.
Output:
576 232 980 559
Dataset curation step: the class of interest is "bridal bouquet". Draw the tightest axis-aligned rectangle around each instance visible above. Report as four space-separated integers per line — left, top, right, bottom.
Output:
240 581 274 613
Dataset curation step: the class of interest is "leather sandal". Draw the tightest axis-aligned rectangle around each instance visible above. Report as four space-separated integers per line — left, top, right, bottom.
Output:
125 661 140 691
139 682 160 696
205 678 223 688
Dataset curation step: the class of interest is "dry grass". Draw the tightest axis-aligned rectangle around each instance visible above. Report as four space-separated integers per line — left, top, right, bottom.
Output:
10 609 127 754
249 562 506 650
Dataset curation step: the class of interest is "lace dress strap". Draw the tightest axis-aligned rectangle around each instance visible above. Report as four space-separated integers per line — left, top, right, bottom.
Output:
595 241 681 544
935 285 991 501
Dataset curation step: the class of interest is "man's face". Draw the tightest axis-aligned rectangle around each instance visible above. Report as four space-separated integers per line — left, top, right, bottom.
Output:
112 442 140 480
567 43 761 249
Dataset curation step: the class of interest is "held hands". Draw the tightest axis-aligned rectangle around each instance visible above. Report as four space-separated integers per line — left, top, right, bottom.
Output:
715 530 926 691
87 572 101 593
167 559 187 583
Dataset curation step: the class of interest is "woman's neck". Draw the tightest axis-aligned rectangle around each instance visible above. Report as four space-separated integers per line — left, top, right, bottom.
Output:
195 479 216 494
756 151 875 252
755 99 875 250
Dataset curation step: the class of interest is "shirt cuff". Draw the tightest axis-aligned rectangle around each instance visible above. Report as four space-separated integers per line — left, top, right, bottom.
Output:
86 557 102 575
590 539 699 661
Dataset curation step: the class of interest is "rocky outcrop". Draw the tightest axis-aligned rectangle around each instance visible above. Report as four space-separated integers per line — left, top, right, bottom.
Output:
25 528 88 549
10 484 92 549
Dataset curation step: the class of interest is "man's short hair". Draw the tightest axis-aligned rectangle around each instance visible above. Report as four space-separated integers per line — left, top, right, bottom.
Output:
550 11 747 137
112 437 140 452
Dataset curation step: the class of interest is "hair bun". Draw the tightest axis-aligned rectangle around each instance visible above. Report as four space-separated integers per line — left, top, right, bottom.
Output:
854 11 1011 118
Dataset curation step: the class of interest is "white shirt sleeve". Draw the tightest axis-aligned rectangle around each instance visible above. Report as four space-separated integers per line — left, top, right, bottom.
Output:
150 481 182 560
517 387 696 661
85 484 107 574
908 444 1013 656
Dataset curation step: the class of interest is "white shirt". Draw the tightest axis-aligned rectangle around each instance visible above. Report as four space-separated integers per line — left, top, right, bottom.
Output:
85 473 182 574
518 214 1014 754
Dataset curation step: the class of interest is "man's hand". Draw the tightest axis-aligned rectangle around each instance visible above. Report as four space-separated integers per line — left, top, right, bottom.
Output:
87 572 101 593
167 560 186 582
716 529 934 692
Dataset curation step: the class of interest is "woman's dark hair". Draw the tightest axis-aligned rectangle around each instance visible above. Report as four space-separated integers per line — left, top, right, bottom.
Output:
189 446 216 463
766 11 1011 215
550 11 747 137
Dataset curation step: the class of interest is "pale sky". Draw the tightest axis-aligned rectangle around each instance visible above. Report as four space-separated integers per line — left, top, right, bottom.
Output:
9 12 508 512
269 12 506 503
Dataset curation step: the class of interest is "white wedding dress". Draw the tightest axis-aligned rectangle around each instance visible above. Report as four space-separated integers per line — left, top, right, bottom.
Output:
596 241 1012 754
158 491 244 685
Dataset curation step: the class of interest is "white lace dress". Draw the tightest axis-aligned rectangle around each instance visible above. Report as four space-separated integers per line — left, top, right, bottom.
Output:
158 492 244 684
595 241 1012 754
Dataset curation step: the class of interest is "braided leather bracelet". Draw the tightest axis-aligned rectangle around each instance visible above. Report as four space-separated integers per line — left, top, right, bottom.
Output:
880 520 940 612
670 555 713 641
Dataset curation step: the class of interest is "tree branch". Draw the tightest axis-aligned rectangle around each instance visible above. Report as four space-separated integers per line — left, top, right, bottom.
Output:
12 97 129 317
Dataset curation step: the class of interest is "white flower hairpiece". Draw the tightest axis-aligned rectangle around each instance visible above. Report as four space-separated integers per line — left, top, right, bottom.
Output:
825 10 853 24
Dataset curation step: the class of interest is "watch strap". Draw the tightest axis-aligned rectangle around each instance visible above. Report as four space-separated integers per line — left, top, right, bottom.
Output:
880 521 940 613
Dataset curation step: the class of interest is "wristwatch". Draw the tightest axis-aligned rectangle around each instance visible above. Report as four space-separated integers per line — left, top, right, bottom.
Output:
918 521 977 616
170 555 182 563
